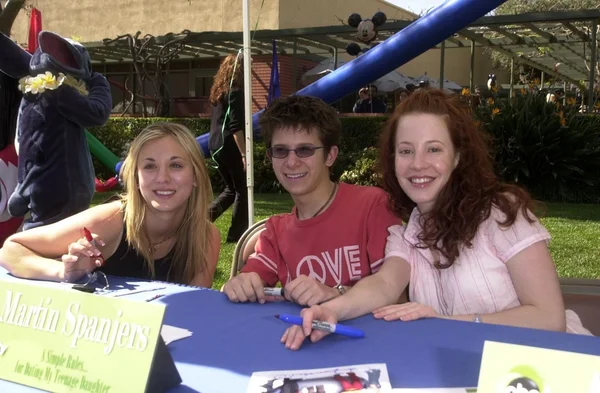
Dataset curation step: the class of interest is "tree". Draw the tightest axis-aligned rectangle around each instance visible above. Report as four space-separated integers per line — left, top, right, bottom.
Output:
490 1 600 86
496 1 600 14
0 0 27 36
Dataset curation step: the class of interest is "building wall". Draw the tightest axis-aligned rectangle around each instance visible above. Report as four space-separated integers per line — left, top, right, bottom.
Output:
249 55 317 112
278 0 413 29
10 0 279 44
277 0 507 87
10 0 511 113
397 47 510 88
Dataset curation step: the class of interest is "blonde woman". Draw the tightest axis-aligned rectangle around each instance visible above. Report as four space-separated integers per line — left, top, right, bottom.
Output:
208 53 248 243
0 122 220 287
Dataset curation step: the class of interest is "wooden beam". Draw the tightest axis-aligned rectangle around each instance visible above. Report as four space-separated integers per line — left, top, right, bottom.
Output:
459 28 580 85
523 22 557 43
487 26 524 44
562 22 590 42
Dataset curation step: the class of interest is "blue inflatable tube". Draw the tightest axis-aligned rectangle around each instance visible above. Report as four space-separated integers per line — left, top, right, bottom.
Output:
193 0 506 157
115 0 507 169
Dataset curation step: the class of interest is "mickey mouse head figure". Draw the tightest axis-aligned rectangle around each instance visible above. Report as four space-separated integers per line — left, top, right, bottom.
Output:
487 74 497 91
346 12 387 56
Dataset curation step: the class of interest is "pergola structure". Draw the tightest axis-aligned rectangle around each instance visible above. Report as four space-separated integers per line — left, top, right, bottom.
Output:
84 9 600 107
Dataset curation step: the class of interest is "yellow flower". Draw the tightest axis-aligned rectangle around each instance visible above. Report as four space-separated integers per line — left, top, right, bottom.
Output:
567 97 576 105
63 75 89 96
487 98 495 106
520 88 526 95
28 76 48 94
16 71 88 96
18 77 30 93
461 88 470 96
491 108 501 117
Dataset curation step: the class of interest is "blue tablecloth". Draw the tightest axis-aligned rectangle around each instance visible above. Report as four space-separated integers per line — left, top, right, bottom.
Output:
1 272 599 392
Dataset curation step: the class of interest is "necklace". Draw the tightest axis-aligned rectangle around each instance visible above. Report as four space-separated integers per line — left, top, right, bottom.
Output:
296 183 338 220
150 234 175 254
152 233 176 247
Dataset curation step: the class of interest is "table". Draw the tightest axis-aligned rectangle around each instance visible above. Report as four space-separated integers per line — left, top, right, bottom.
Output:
1 272 599 392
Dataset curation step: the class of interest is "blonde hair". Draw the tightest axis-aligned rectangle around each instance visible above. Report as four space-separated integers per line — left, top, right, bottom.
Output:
209 53 243 105
120 122 214 284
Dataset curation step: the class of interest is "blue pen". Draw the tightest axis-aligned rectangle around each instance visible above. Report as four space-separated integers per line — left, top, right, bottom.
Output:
275 314 365 338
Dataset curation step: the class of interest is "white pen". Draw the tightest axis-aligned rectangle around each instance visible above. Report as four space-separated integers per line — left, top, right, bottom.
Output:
110 287 167 297
264 287 284 297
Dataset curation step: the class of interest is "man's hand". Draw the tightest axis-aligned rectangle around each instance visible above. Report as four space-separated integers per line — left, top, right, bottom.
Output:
281 304 339 350
222 272 266 303
283 275 339 306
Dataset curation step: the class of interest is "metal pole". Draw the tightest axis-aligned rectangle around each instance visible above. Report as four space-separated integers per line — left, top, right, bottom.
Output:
439 40 445 89
333 47 338 70
242 0 254 225
540 71 544 90
588 20 597 112
563 81 567 106
469 40 475 92
292 38 298 92
509 57 514 99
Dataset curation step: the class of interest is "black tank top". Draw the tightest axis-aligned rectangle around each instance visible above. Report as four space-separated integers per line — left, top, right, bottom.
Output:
99 226 175 282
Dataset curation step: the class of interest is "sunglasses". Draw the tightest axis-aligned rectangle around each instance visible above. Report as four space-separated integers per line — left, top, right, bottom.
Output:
72 270 110 293
267 146 325 159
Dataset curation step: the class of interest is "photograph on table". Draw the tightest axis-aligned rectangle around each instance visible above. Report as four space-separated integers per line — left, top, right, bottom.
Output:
246 363 391 393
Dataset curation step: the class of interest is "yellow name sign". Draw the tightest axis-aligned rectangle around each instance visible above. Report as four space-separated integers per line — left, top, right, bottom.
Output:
0 280 167 393
477 341 600 393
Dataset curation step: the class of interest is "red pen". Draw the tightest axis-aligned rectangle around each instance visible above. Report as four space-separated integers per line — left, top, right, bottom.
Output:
83 227 104 266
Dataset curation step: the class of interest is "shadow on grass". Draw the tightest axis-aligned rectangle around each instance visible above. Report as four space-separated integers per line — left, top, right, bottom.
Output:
541 202 600 222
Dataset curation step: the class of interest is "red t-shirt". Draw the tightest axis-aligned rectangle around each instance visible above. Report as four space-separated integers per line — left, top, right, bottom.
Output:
241 183 402 287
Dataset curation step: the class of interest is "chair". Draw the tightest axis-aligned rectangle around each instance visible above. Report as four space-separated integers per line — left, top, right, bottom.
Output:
560 278 600 336
229 218 268 279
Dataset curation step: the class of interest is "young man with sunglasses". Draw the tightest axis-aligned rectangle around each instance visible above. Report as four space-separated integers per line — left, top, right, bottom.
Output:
222 95 402 306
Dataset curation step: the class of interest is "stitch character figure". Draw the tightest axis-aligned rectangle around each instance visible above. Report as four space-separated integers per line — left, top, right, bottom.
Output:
0 31 112 230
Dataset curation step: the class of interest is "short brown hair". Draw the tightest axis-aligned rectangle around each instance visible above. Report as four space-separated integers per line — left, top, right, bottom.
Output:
259 95 341 152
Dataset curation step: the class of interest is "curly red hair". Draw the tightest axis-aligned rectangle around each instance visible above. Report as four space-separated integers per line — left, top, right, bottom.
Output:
379 89 536 268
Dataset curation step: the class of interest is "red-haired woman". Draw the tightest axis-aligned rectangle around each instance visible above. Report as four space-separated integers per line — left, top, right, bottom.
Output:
280 89 591 351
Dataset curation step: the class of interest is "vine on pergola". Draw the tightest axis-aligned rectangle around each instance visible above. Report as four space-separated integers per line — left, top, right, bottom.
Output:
103 29 192 117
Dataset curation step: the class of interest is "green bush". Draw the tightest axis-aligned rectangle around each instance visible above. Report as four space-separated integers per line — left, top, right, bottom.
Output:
89 116 387 191
89 109 600 203
89 117 211 180
474 94 600 203
333 117 387 181
339 147 381 186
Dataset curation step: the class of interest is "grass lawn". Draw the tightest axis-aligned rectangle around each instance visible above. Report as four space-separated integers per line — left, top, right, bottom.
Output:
92 193 600 290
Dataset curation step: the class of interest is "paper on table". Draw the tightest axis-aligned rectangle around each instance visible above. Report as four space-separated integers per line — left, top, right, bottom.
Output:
246 363 392 392
161 324 193 345
102 280 168 297
392 389 476 392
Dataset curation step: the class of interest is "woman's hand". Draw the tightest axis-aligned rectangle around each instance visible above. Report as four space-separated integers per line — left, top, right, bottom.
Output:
373 302 438 322
61 235 105 282
281 304 339 350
